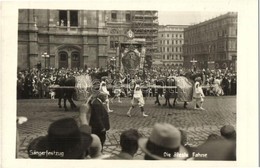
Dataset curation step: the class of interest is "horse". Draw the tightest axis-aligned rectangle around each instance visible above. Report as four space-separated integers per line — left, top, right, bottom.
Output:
164 77 178 108
55 73 77 111
154 77 165 106
155 76 189 108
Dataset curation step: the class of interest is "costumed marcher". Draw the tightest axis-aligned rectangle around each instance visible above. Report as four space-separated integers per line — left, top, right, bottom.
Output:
193 77 205 110
212 77 224 96
126 81 148 117
111 81 122 103
99 79 113 113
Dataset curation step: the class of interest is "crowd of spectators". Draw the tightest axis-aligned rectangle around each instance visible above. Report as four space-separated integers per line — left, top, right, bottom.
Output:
23 115 236 160
17 66 236 99
17 66 237 160
17 67 107 99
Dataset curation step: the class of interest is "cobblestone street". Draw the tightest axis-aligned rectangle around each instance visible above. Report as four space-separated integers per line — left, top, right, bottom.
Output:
17 96 236 159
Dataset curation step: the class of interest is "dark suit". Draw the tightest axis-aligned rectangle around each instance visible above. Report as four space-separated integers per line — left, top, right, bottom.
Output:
89 98 110 148
222 78 230 95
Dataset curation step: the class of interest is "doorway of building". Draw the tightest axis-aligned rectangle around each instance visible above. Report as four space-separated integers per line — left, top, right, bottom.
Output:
58 48 81 69
59 51 69 68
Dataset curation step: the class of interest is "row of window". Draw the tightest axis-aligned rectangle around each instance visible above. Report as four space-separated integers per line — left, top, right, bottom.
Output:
183 40 237 54
185 28 237 44
159 40 184 45
59 51 80 61
160 47 182 52
59 10 78 27
111 12 131 22
186 17 237 35
58 10 133 27
160 33 183 38
162 54 183 60
164 63 183 66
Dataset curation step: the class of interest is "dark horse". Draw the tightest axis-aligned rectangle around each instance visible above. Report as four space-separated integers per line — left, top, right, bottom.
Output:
55 73 77 111
154 77 165 106
164 77 178 108
155 77 188 108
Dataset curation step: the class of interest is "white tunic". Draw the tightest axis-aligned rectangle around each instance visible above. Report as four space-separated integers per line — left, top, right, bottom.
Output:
132 84 145 107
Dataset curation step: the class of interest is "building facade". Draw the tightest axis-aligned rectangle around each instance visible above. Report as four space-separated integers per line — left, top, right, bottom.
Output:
131 11 158 68
157 25 188 66
18 9 158 70
183 12 237 71
106 10 132 68
18 9 108 70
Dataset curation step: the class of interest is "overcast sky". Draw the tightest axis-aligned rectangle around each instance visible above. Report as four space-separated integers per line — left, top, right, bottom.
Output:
158 11 228 25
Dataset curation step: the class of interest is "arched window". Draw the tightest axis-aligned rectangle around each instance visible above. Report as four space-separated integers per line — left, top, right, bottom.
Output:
59 51 68 61
71 51 80 61
59 51 68 68
71 51 80 68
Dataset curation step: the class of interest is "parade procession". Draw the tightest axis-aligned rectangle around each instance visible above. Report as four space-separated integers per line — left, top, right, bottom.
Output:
15 9 237 161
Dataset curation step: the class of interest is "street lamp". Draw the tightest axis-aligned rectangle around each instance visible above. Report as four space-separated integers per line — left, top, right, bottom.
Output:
41 52 49 69
190 57 197 72
110 56 116 71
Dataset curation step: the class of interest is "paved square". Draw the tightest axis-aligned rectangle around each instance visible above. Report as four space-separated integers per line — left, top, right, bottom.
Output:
17 96 236 159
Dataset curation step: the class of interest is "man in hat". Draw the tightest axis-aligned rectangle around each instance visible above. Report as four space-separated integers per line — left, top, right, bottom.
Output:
89 91 110 150
27 118 93 159
138 123 189 160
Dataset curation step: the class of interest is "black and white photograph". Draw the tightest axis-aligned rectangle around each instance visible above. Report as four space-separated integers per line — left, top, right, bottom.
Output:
1 0 258 167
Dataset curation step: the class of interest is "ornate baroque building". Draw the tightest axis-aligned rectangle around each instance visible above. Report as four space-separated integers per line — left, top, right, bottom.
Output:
18 9 108 70
183 12 237 70
157 25 188 66
106 10 132 67
18 9 158 70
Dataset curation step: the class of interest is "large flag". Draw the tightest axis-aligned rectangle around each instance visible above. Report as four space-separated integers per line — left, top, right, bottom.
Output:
122 50 140 75
174 76 194 102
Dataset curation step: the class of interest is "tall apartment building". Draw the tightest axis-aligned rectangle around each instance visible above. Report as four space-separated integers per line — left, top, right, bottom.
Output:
157 25 188 66
18 9 158 70
183 12 237 70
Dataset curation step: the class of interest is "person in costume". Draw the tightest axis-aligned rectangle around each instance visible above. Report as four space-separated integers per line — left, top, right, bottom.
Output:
99 79 113 113
193 77 205 110
126 80 148 117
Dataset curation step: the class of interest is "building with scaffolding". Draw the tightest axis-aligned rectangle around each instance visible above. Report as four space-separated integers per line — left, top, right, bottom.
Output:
17 9 158 70
105 10 158 69
131 11 159 68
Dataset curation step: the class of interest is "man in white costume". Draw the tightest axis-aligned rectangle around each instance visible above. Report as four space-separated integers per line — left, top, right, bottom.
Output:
99 80 113 113
193 77 205 110
126 81 148 117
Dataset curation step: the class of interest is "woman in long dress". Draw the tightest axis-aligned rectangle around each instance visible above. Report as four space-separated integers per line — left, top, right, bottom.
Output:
212 77 224 96
193 77 205 110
